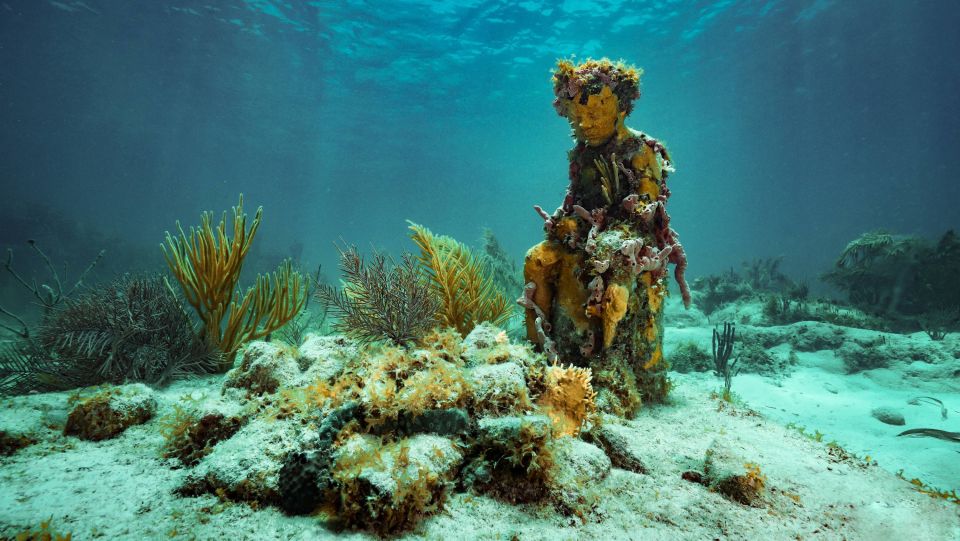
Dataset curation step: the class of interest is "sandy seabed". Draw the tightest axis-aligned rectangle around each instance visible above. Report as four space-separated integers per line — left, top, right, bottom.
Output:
2 304 959 540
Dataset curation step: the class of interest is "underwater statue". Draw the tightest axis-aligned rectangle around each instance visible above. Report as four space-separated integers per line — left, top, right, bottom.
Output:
522 58 690 415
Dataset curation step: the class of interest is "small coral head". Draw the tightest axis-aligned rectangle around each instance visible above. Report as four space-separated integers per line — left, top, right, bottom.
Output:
539 363 597 436
552 57 642 133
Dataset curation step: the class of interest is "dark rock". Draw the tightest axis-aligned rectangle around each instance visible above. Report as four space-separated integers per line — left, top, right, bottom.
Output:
278 450 327 515
703 438 766 506
0 430 37 456
166 413 244 466
278 402 365 515
681 470 704 484
587 422 647 474
371 408 471 438
332 434 462 534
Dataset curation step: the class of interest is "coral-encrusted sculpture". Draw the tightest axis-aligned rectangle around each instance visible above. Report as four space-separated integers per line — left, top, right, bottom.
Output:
522 58 690 415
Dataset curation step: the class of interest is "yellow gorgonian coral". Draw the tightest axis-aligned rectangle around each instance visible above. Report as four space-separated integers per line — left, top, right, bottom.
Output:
538 363 597 436
162 195 307 369
409 222 512 337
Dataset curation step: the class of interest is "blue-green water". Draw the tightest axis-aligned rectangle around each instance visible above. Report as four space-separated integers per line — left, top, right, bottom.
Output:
1 0 957 286
1 2 959 539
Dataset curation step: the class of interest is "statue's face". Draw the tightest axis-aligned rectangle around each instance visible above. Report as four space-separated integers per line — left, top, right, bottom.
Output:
567 85 619 147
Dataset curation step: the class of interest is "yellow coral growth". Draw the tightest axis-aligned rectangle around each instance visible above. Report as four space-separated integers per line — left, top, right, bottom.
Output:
399 360 471 414
647 281 665 314
522 245 590 336
743 462 767 491
523 241 564 339
637 176 660 201
420 327 465 363
538 364 597 436
643 144 664 180
14 518 72 541
357 346 472 427
556 252 590 331
642 345 662 371
601 283 630 348
162 195 306 370
553 216 579 240
408 222 511 337
644 315 659 343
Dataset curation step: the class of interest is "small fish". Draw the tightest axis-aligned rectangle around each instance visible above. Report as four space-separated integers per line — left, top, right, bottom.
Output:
907 396 948 420
897 428 960 443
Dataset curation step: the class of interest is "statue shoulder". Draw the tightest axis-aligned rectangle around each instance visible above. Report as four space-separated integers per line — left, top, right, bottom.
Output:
625 130 673 180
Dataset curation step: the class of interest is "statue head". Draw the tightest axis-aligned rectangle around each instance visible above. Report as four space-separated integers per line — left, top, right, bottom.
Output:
552 58 642 147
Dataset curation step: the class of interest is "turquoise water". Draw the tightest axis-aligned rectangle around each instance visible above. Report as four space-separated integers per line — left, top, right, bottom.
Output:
1 1 959 539
1 1 957 284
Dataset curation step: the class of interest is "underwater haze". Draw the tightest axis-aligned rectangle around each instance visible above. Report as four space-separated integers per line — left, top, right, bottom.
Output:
2 1 960 540
1 0 957 285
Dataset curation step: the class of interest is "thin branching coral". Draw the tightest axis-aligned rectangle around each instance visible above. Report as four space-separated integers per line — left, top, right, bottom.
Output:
408 222 511 337
0 339 53 396
480 228 524 298
0 275 219 395
315 244 440 346
593 154 620 205
162 195 306 369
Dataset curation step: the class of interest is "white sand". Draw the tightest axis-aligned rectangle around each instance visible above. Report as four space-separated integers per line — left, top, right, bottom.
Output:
665 319 960 494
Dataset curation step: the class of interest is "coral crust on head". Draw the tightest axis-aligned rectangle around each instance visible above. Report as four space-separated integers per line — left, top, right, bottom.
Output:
552 58 642 116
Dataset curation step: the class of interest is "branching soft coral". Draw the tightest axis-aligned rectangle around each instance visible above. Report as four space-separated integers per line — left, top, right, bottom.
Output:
315 244 440 346
162 195 307 370
408 222 512 337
